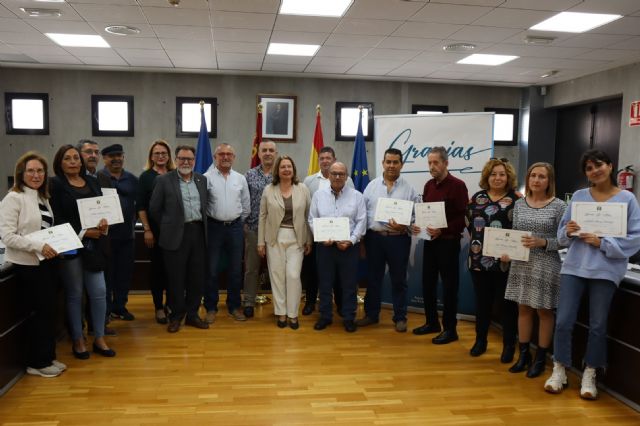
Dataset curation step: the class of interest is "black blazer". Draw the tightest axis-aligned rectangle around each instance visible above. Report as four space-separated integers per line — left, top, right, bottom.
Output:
49 175 102 234
148 170 208 251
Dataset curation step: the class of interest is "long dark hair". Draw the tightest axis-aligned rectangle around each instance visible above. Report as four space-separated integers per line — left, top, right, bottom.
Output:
53 144 87 177
580 149 617 187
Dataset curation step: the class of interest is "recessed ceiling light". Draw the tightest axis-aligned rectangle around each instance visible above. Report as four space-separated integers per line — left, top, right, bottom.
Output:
105 25 141 36
20 8 61 17
267 42 319 56
280 0 352 17
540 70 559 78
458 54 518 66
524 35 555 45
530 12 621 33
442 43 476 52
34 0 65 2
45 33 110 48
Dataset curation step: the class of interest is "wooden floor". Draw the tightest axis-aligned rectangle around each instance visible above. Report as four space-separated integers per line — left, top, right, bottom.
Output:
1 294 639 426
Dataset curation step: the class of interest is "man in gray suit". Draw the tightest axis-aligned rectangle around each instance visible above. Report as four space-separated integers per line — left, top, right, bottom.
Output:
149 145 209 333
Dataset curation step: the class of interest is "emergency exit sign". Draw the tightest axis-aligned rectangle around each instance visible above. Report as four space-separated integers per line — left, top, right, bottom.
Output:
631 100 640 127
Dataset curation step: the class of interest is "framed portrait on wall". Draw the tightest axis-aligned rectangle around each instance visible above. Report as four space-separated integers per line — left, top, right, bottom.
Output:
258 94 296 142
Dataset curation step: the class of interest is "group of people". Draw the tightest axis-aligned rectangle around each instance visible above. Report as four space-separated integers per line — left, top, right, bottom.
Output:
1 139 639 403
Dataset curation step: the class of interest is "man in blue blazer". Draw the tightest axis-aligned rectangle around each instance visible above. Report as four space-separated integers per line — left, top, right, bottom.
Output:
149 145 209 333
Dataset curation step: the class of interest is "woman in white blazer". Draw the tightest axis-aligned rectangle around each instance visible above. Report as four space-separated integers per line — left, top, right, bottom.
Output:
258 156 312 329
0 152 64 378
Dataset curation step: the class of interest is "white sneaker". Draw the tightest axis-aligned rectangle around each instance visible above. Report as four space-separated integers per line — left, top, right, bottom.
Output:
26 365 61 378
580 367 598 400
52 360 67 372
544 361 568 394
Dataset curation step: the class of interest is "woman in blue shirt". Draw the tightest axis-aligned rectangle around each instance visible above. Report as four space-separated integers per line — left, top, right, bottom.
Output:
545 150 640 400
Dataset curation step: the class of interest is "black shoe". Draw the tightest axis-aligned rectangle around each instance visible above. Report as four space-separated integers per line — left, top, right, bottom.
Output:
343 320 357 333
526 347 548 378
155 309 168 325
412 323 442 335
110 309 135 321
501 343 516 363
509 342 531 373
289 318 299 330
470 340 487 357
277 318 287 328
167 320 181 333
92 343 116 357
302 304 315 316
314 318 332 330
185 317 209 329
432 330 458 345
243 306 255 318
72 347 90 360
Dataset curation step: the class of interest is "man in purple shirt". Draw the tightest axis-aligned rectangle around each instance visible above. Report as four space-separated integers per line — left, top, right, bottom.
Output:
413 146 468 344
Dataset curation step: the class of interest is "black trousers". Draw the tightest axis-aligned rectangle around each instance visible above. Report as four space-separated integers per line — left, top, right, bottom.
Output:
163 222 206 322
301 243 342 309
470 270 518 345
149 226 168 311
16 260 59 369
422 238 460 331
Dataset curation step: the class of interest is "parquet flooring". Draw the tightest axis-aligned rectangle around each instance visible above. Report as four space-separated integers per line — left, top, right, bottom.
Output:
1 294 638 426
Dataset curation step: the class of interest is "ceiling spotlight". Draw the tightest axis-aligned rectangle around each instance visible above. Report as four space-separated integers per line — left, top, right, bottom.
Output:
442 43 476 52
20 8 62 17
105 25 141 36
524 35 555 45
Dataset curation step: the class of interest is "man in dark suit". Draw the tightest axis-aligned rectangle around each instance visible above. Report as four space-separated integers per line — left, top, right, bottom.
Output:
149 145 209 333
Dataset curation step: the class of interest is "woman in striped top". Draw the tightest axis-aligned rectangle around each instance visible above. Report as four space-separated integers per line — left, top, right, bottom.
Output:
0 152 64 378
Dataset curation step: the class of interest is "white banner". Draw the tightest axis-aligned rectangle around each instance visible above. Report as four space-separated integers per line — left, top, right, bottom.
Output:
374 113 494 195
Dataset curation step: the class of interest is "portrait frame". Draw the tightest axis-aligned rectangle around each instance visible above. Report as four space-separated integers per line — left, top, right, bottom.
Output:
257 94 297 142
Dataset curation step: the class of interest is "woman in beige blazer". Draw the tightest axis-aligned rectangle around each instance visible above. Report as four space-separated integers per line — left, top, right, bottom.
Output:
258 156 312 329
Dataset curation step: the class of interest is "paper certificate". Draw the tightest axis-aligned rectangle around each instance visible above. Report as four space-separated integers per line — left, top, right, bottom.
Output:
482 227 531 262
571 202 627 237
415 202 448 229
26 223 83 260
77 195 124 229
373 197 414 226
313 217 350 242
101 188 118 197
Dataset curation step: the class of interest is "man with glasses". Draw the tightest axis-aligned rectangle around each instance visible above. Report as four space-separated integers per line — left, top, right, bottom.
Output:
243 140 277 318
203 144 250 323
309 162 366 333
77 139 111 187
149 145 209 333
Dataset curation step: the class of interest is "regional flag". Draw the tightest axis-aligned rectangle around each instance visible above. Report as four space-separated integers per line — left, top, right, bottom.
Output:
250 104 263 168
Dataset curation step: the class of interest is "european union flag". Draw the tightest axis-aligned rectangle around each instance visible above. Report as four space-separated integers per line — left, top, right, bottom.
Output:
194 106 213 174
350 108 369 192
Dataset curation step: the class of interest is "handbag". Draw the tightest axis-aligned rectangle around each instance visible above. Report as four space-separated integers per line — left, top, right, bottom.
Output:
81 235 110 272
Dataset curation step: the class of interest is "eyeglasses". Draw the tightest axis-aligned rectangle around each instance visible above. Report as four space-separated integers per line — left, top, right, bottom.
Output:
176 156 195 163
330 172 347 178
25 169 45 176
152 152 168 157
82 149 100 155
490 157 509 163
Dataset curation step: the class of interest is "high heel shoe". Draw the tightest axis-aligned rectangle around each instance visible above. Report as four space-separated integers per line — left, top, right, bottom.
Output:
509 342 531 373
526 347 548 378
92 343 116 357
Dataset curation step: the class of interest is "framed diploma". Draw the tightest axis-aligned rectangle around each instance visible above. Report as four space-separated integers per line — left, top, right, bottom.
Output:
373 197 414 226
26 223 83 260
482 227 531 262
76 195 124 230
313 217 350 242
570 202 627 237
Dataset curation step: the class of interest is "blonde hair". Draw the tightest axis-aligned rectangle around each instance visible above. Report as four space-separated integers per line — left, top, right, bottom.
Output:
144 139 175 171
478 158 517 191
525 162 556 198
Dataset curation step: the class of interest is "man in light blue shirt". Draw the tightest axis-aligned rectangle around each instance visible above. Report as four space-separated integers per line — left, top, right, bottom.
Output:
357 148 419 333
309 162 366 332
203 143 250 323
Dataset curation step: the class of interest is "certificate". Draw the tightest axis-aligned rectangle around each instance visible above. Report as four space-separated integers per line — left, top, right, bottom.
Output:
482 227 531 262
571 202 627 237
77 195 124 229
415 202 448 228
101 188 118 197
313 217 350 242
373 197 414 226
26 223 83 261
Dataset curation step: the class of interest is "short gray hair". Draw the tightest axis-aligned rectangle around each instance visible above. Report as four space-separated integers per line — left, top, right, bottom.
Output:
429 146 448 162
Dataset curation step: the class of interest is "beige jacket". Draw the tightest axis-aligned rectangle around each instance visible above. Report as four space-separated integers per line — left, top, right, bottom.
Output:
258 183 312 248
0 187 52 266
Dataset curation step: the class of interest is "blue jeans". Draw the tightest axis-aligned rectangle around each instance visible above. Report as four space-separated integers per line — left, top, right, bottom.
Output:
59 256 107 340
553 274 617 368
204 218 244 313
316 243 359 322
364 231 411 322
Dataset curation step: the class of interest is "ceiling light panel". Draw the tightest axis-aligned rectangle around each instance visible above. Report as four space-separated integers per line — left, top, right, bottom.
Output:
458 54 519 66
280 0 353 17
45 33 110 48
20 8 62 18
267 42 320 56
530 12 622 33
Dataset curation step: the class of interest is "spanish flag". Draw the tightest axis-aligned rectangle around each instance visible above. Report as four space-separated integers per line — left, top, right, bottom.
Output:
250 104 262 168
307 105 324 175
